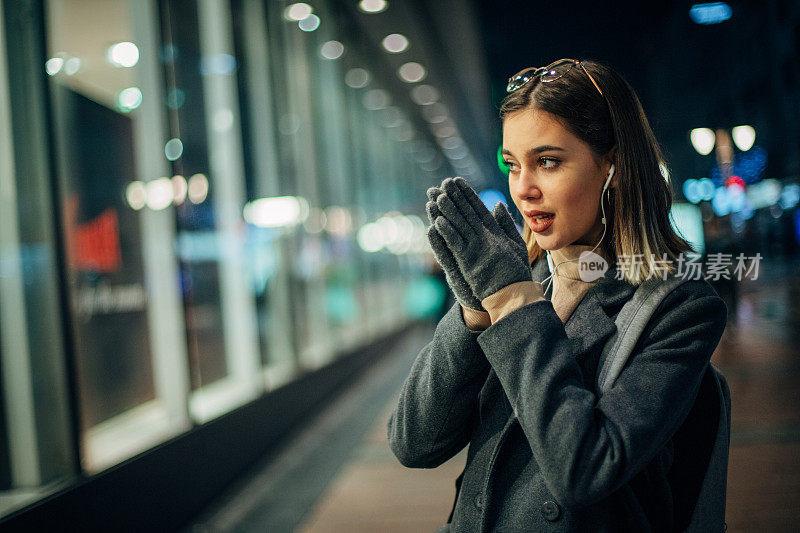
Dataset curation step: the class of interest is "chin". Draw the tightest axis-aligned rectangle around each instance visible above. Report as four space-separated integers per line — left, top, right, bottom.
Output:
532 235 564 251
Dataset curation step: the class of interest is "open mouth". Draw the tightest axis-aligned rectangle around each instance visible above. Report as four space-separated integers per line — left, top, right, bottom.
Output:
528 213 555 232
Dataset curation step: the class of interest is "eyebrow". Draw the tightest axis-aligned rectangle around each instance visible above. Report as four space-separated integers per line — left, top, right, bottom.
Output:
501 145 566 158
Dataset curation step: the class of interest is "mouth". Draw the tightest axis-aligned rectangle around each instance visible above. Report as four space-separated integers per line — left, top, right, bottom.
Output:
525 211 555 232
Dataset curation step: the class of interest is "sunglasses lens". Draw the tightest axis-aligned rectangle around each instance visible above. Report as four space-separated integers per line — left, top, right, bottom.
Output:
506 75 528 92
506 67 538 92
540 61 574 82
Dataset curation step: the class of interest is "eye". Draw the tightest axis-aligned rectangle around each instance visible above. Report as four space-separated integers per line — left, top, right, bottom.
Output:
539 156 560 170
503 160 520 173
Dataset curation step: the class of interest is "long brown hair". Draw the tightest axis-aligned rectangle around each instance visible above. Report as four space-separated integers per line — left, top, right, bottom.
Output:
500 60 693 284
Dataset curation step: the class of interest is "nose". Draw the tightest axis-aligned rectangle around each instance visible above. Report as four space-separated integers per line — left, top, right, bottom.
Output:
511 169 542 201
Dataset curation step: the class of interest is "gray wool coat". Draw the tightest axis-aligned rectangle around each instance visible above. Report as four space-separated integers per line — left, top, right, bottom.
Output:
388 255 728 532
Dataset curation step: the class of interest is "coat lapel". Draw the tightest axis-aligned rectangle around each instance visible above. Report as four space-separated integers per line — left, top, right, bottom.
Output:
530 254 637 358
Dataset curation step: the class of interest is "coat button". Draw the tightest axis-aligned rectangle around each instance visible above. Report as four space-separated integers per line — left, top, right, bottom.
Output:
540 500 561 521
474 494 483 509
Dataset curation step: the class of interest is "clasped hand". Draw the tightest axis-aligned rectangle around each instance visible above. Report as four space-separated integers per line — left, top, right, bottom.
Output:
426 177 532 310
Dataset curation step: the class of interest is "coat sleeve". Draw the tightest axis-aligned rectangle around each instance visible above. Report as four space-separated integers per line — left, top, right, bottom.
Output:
388 301 491 468
476 280 728 507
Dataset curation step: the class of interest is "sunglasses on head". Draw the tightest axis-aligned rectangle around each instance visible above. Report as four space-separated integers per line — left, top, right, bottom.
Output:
506 58 604 97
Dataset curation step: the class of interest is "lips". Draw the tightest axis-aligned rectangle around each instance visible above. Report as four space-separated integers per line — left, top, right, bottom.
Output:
524 209 553 216
524 210 555 232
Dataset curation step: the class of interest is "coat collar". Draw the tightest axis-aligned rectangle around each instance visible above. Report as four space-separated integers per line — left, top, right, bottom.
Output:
531 254 637 356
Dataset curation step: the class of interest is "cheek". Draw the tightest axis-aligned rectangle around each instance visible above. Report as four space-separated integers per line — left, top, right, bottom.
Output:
561 186 589 207
548 180 584 208
554 181 598 219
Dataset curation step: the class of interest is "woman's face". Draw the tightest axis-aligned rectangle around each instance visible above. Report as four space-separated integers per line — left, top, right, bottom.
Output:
502 107 612 251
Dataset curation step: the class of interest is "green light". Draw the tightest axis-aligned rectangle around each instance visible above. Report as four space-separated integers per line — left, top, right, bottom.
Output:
403 277 447 319
325 285 359 323
497 145 509 176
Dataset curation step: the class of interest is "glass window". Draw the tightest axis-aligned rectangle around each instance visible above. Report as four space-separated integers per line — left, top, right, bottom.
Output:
269 1 335 370
45 0 191 472
230 0 299 387
306 2 368 353
0 0 75 516
161 0 264 422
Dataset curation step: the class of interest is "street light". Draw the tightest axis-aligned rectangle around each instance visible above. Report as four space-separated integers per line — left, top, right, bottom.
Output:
731 125 756 152
690 128 715 155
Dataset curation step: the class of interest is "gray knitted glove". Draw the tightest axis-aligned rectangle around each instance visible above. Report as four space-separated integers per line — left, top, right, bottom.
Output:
434 177 531 301
426 185 485 311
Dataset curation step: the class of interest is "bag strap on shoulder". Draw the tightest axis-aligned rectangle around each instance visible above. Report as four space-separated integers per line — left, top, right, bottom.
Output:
596 275 689 394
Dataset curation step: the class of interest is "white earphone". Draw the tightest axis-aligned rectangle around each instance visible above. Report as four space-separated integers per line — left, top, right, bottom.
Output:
600 164 614 225
603 164 615 192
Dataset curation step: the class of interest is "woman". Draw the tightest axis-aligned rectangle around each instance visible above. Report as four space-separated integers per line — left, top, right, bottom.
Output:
387 59 728 532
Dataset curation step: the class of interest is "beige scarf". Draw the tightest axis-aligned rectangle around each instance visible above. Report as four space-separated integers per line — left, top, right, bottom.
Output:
548 244 607 324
